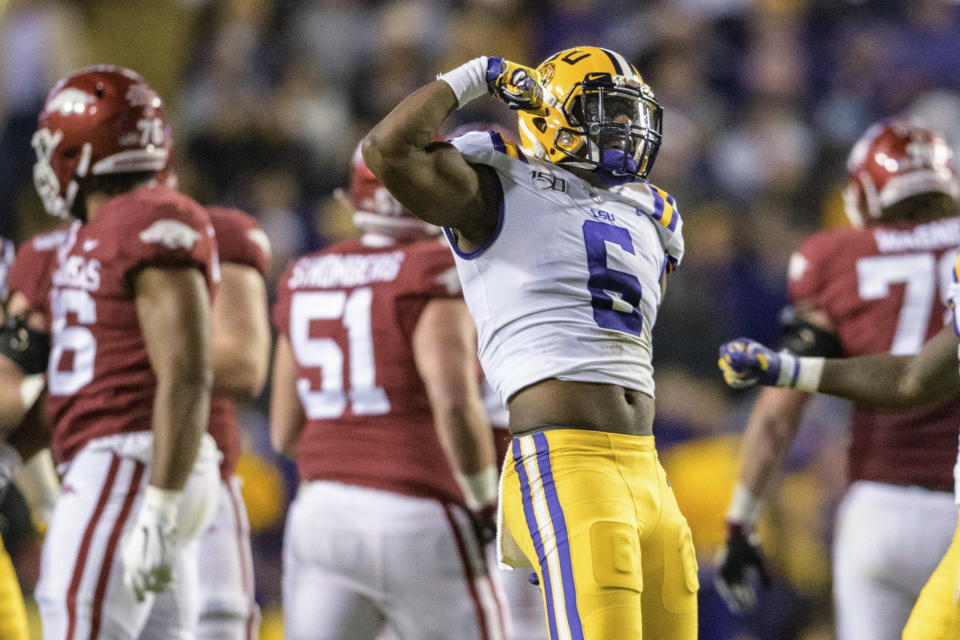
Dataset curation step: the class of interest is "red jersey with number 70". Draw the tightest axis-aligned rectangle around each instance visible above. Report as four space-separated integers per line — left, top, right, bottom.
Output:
272 237 468 506
787 216 960 491
17 185 215 466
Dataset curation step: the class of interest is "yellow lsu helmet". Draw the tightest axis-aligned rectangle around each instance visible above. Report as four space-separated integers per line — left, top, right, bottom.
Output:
518 46 663 184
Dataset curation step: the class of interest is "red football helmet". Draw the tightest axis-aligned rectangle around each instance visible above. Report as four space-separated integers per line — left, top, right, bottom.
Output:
347 144 439 240
843 119 960 227
32 65 169 219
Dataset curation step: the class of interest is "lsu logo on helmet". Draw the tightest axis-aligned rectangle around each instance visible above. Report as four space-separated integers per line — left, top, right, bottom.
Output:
518 46 663 184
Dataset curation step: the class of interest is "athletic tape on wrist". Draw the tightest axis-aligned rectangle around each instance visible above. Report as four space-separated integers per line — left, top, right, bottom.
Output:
437 57 489 108
457 465 498 510
19 374 44 409
726 482 765 528
143 485 182 522
775 353 823 392
793 357 824 392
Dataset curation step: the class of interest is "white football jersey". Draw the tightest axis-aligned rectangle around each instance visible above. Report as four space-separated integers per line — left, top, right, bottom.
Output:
447 131 684 405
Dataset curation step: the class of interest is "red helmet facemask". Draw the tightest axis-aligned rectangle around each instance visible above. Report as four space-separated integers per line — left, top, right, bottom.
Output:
843 119 960 227
32 65 169 219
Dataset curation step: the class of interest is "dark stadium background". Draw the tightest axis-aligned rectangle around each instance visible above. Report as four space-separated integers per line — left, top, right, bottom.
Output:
3 1 959 637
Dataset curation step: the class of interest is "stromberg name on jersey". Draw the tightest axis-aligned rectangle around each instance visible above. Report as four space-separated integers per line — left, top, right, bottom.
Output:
874 218 960 253
52 254 101 291
287 251 405 289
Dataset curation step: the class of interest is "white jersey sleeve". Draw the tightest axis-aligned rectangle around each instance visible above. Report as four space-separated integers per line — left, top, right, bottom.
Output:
446 131 685 406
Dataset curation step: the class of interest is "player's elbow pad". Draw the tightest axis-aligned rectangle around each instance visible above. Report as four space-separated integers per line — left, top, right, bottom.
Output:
778 306 842 358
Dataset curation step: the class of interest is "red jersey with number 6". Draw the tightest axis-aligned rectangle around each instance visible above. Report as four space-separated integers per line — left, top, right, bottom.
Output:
34 185 215 465
207 205 271 479
788 216 960 491
272 238 466 505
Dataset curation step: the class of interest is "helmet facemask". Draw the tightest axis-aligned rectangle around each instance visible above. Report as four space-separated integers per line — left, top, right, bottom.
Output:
557 73 662 184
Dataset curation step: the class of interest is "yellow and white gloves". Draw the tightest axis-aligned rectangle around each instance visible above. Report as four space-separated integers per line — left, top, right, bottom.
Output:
437 56 546 115
120 486 180 601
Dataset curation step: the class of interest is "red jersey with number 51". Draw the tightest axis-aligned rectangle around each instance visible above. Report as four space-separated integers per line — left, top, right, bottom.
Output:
272 238 466 505
788 216 960 491
28 185 215 465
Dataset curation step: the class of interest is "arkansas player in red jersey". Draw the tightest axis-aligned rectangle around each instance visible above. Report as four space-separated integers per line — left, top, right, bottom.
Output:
16 66 222 639
197 205 271 640
270 145 508 639
715 119 960 640
4 206 271 640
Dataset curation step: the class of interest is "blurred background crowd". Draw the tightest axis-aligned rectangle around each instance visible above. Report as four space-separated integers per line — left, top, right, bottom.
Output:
3 0 960 637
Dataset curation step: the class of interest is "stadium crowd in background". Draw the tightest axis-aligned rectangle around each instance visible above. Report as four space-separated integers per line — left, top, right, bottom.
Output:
3 0 960 638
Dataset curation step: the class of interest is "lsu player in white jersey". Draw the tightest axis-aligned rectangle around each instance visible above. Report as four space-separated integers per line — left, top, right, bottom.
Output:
363 47 697 639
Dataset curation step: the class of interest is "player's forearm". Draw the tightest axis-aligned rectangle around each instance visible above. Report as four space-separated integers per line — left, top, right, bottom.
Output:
211 339 268 399
150 368 212 490
819 353 953 407
433 400 496 476
363 80 459 173
738 391 808 496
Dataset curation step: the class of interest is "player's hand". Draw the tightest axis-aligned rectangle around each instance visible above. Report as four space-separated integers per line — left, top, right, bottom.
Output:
120 486 179 602
470 503 497 546
485 58 546 114
718 338 792 389
713 523 770 614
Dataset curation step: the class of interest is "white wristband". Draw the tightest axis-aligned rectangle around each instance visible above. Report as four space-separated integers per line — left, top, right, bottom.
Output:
142 485 181 523
456 465 498 511
437 57 489 108
20 374 44 409
726 482 765 529
776 354 824 392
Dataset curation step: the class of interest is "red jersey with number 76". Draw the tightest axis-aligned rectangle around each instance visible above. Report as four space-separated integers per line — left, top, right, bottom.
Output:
787 216 960 491
13 185 215 466
272 237 468 506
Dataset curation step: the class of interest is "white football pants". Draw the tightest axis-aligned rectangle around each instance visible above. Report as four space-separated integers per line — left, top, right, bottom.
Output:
36 434 220 639
283 480 509 640
833 480 957 640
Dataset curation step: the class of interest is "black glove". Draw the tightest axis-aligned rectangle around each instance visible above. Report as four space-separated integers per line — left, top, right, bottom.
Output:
470 503 497 546
713 523 771 614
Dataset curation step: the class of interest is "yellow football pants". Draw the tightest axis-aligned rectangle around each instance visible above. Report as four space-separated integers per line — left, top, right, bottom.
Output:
501 429 698 640
0 533 29 640
903 507 960 640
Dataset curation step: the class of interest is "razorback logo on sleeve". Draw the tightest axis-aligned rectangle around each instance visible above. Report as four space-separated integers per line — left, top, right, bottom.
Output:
787 252 809 281
247 228 272 264
139 219 200 250
436 266 462 295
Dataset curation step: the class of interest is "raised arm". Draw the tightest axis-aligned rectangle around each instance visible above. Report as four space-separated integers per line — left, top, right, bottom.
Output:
412 298 497 514
362 57 543 248
362 80 497 246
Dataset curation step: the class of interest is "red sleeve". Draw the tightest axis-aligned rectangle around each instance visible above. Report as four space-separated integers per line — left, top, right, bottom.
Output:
7 236 58 311
402 240 461 300
271 262 296 336
395 240 463 339
786 232 835 308
207 206 272 275
104 198 214 290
